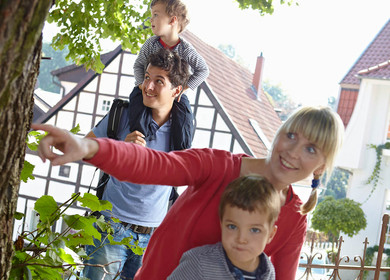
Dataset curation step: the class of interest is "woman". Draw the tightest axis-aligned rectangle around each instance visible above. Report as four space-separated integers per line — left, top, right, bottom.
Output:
32 106 344 280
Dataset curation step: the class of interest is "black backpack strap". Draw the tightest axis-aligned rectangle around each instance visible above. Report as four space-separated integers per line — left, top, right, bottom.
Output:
94 99 129 200
107 99 129 140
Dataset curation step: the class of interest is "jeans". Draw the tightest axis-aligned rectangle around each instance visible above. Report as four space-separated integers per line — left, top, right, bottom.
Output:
83 216 151 280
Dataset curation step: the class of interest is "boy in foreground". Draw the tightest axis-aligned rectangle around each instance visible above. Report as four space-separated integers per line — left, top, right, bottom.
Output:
168 175 281 280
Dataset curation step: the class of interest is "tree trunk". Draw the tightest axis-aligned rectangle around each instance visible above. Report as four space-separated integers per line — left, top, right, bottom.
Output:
0 1 52 278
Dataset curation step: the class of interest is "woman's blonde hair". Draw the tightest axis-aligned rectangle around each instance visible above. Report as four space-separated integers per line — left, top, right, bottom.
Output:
272 106 344 214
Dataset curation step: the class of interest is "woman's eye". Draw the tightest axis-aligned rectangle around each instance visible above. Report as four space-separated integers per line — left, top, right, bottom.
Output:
307 146 316 154
227 224 236 230
287 132 295 139
250 228 260 233
157 79 163 85
144 75 150 80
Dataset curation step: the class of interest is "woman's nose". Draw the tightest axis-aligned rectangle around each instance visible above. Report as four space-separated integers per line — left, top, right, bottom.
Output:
288 143 300 159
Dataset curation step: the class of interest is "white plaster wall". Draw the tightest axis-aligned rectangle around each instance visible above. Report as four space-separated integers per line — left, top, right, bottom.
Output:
339 78 390 258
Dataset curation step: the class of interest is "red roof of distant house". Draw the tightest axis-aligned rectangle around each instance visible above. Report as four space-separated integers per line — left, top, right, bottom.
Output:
340 19 390 86
338 19 390 127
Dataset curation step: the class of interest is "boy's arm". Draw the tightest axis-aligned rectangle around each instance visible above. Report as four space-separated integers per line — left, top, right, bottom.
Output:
133 37 155 86
182 42 209 90
167 249 204 280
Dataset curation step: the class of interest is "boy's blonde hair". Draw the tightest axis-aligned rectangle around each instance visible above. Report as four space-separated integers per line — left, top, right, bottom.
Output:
271 106 344 214
151 0 190 33
219 175 281 226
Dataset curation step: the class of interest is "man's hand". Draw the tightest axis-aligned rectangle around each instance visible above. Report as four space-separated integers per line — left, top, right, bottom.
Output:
31 124 99 166
124 131 146 147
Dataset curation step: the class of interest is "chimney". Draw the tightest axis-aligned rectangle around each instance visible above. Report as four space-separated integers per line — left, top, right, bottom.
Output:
252 52 265 97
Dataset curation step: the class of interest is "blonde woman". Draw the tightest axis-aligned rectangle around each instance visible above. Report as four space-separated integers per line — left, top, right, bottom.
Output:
33 106 344 280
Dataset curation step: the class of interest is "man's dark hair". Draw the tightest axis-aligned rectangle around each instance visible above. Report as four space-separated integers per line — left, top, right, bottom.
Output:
147 48 189 89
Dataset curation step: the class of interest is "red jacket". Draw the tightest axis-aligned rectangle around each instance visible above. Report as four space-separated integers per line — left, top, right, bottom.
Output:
87 138 307 280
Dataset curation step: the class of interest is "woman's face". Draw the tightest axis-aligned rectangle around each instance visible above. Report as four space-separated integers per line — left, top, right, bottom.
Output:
269 131 326 189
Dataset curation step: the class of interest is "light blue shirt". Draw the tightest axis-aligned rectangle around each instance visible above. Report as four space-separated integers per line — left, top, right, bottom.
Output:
93 107 172 227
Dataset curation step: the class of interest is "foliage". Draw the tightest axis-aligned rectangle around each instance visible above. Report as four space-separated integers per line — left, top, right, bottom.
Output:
235 0 298 15
262 79 299 120
47 0 153 73
311 196 367 242
15 125 143 278
38 42 71 93
218 44 236 59
318 168 348 203
364 142 390 202
10 193 130 279
363 246 390 280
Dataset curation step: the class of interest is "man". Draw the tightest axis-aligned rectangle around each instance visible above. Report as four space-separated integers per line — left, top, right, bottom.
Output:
83 48 190 279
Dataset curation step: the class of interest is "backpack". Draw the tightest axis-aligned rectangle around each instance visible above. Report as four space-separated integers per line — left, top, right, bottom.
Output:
94 98 179 204
94 99 128 199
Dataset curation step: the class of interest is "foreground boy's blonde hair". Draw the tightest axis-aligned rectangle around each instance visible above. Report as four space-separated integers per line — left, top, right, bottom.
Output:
272 106 344 214
219 175 281 226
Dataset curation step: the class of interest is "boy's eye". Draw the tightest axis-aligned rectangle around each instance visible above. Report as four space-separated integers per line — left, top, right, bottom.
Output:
250 228 261 233
144 75 150 80
227 224 236 230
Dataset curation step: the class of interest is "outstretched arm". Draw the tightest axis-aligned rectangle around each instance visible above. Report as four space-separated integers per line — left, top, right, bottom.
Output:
31 124 99 166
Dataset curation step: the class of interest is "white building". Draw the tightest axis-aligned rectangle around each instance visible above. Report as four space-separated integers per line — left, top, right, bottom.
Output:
336 19 390 258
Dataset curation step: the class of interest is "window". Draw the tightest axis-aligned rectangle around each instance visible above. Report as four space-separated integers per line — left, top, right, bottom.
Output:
59 165 71 178
102 100 111 112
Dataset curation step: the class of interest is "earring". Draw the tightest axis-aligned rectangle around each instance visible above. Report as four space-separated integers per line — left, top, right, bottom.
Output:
311 173 321 189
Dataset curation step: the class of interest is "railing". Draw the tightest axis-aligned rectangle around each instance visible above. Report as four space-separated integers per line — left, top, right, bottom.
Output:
298 214 390 280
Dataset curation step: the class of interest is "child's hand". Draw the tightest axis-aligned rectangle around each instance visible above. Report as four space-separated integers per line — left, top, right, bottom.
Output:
124 131 146 147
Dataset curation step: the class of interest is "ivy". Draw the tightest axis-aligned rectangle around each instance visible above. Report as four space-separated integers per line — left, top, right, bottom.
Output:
364 142 390 202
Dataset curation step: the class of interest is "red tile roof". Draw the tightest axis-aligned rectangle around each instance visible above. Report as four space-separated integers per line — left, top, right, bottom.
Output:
181 30 281 157
338 19 390 127
340 19 390 86
337 88 359 127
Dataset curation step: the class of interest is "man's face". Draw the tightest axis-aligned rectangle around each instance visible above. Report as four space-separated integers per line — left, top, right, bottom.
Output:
142 64 180 113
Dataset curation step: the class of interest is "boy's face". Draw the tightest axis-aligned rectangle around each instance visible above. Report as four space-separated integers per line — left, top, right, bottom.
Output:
142 64 181 112
220 205 277 272
150 3 174 37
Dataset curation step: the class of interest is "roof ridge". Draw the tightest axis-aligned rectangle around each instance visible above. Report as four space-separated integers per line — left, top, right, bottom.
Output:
358 59 390 74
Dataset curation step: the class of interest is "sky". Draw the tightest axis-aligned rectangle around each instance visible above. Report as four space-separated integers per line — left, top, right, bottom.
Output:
43 0 390 106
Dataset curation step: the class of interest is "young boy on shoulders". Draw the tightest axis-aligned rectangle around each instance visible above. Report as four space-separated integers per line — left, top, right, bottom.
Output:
168 175 281 280
130 0 209 150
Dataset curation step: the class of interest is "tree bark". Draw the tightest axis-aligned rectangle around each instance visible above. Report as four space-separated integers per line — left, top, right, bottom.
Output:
0 1 52 278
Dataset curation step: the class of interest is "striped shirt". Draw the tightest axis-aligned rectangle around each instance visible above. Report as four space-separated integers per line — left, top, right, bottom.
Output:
167 242 275 280
133 35 209 90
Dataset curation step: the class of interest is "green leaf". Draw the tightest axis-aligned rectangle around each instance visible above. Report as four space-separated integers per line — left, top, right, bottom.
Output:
70 124 81 134
63 214 101 241
20 160 35 183
77 193 112 212
57 248 75 264
34 195 60 223
14 212 25 220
